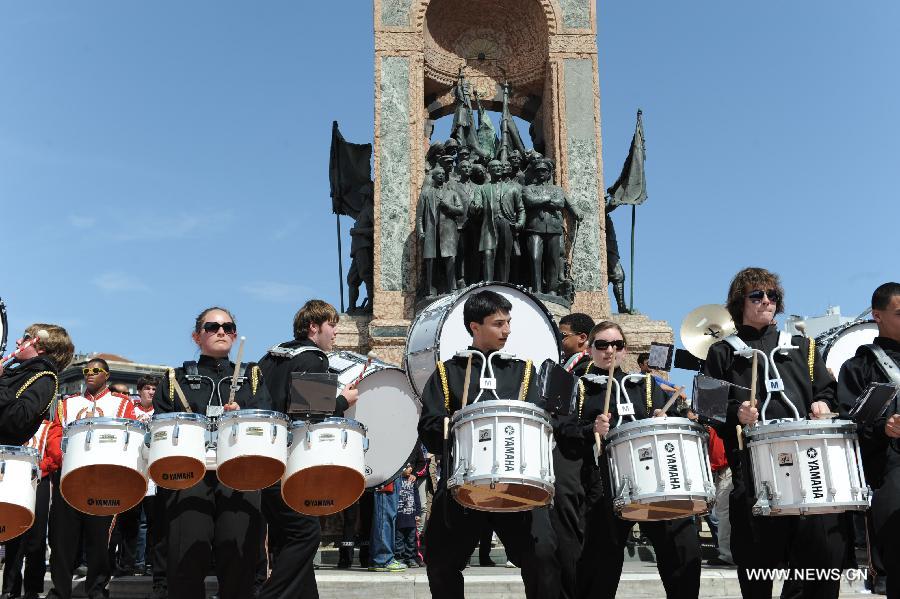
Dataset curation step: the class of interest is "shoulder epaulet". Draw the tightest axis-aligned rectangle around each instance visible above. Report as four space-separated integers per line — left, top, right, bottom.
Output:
807 336 816 382
267 344 326 360
168 368 177 401
436 360 450 411
249 363 260 395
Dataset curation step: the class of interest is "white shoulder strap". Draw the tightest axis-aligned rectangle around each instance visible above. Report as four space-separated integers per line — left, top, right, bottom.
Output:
864 344 900 386
723 334 750 354
267 344 326 360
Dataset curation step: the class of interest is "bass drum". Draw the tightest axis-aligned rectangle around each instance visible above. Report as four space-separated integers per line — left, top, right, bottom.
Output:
817 321 878 378
328 351 421 489
405 282 562 398
0 297 7 356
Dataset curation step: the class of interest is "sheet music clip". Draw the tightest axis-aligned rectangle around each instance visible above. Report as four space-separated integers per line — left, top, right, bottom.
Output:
850 383 899 428
538 359 575 416
289 372 339 420
691 374 751 426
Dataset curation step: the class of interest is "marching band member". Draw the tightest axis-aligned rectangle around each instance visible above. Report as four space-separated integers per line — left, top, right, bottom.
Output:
256 299 359 599
560 312 595 376
1 416 61 599
837 281 900 597
575 321 701 599
417 290 560 599
0 323 73 445
703 267 846 599
152 307 272 599
46 358 136 599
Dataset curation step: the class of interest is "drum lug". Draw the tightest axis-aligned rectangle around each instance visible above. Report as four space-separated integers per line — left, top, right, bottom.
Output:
341 429 348 448
287 431 293 447
362 437 369 453
85 424 93 448
31 464 39 482
124 430 130 451
144 431 151 448
0 460 4 482
685 476 693 491
231 424 238 443
61 437 68 454
272 423 278 444
752 482 773 516
305 430 312 445
173 422 180 445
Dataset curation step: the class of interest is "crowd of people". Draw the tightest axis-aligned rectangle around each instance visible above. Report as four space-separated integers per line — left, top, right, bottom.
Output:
0 273 898 599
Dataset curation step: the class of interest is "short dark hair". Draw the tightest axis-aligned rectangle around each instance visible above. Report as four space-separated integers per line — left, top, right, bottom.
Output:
872 282 900 311
559 313 595 336
725 267 785 325
463 290 512 336
637 352 650 365
86 357 110 372
136 375 160 390
293 300 339 340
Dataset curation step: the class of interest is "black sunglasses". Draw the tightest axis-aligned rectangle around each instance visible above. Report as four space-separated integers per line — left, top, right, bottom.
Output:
747 289 781 304
593 339 625 351
202 321 237 334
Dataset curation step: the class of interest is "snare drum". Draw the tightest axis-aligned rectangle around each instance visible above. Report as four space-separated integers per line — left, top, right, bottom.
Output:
448 400 555 512
405 282 561 398
328 351 421 489
745 419 869 516
0 445 40 542
216 410 289 491
61 418 148 515
147 413 208 490
606 417 715 521
282 418 367 516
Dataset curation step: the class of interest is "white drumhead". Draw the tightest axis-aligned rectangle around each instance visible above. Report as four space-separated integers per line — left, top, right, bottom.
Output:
823 321 878 378
344 368 421 489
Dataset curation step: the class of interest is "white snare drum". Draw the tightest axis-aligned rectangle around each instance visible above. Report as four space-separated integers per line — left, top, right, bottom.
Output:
0 446 40 542
147 413 208 490
816 320 878 379
606 417 715 521
405 282 561 398
328 351 421 489
745 419 869 516
216 409 289 491
448 400 555 512
282 418 367 516
61 418 148 515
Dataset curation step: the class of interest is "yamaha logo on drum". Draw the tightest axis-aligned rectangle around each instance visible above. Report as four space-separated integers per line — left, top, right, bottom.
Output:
504 425 516 471
246 426 264 437
664 442 675 453
153 431 168 441
161 472 195 482
806 448 818 459
99 433 117 444
87 498 121 507
304 499 335 507
806 447 824 499
664 444 681 489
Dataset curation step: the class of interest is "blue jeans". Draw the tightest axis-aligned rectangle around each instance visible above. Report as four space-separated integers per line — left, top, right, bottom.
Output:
370 478 401 567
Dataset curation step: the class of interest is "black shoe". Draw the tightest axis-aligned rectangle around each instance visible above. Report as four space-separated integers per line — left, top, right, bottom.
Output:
74 565 88 578
336 561 351 569
872 575 887 595
479 559 496 567
706 557 733 567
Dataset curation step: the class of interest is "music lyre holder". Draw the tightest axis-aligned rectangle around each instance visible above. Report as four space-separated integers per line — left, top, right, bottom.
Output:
289 373 340 422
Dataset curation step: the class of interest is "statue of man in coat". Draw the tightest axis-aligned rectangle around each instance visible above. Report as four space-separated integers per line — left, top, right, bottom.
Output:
417 168 464 296
471 159 525 282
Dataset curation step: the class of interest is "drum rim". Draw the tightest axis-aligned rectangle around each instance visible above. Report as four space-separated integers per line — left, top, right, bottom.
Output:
759 502 870 513
613 491 715 502
606 416 707 441
65 417 148 431
0 445 40 459
218 409 290 424
289 417 366 433
745 419 857 439
404 281 562 396
329 350 393 372
150 412 209 423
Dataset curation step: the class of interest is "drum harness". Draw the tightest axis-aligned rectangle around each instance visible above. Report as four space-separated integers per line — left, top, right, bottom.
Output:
862 344 900 452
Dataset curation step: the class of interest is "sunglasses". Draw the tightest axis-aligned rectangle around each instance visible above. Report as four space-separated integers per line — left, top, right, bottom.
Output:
593 339 625 351
82 367 109 376
202 322 237 334
747 289 781 304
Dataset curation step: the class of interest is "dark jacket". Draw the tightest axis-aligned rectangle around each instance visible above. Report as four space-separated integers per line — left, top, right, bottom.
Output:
153 354 272 414
0 356 58 445
257 339 349 417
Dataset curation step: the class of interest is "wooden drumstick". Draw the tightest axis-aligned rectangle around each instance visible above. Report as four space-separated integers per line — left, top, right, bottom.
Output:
660 386 687 415
353 351 379 386
737 352 759 450
227 336 246 406
597 363 615 457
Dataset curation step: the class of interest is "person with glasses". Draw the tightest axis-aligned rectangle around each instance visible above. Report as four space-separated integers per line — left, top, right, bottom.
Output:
45 358 136 599
559 312 596 376
152 306 272 599
703 267 846 599
255 299 361 597
574 321 701 599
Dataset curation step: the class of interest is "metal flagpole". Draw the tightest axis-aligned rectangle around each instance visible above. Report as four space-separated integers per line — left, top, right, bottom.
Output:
336 214 345 313
629 205 636 312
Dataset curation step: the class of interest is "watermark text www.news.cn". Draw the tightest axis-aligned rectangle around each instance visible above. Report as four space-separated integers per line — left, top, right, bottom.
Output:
744 568 869 582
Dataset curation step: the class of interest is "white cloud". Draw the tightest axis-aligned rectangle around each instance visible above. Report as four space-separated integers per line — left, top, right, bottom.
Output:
112 211 234 241
92 272 149 292
68 215 96 229
241 281 312 303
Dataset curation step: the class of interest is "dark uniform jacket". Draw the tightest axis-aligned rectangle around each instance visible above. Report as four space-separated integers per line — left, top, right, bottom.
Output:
417 349 539 457
257 339 349 418
153 354 272 415
0 356 58 445
837 336 900 487
417 184 464 259
522 182 568 234
472 181 525 252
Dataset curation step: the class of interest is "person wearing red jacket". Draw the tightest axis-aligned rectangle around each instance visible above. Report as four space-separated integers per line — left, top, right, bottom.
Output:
706 425 734 565
1 419 62 599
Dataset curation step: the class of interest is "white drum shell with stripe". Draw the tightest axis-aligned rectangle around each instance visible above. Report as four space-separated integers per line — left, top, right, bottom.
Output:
0 446 40 541
148 413 208 489
215 410 289 491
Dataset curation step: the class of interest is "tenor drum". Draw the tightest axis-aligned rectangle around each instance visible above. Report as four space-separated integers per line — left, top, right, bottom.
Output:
147 413 208 490
0 446 40 542
448 400 555 512
606 417 715 521
61 418 148 515
405 282 561 398
328 351 421 489
816 320 878 378
282 418 368 516
216 410 289 491
745 419 869 516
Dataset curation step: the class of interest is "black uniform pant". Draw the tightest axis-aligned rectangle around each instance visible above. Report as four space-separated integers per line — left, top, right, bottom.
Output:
424 487 559 599
258 482 320 599
549 447 585 599
108 500 141 572
3 476 51 597
729 476 846 599
46 473 112 599
165 472 261 599
150 490 168 591
872 464 900 599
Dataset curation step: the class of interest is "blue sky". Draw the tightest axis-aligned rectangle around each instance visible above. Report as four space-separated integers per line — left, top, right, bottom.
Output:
1 1 897 384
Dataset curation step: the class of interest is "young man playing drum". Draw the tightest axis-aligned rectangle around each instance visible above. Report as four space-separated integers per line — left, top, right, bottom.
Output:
703 267 847 599
256 299 360 599
837 281 900 597
417 289 560 599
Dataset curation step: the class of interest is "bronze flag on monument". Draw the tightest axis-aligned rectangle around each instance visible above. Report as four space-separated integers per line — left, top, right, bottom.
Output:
606 110 647 207
329 120 372 219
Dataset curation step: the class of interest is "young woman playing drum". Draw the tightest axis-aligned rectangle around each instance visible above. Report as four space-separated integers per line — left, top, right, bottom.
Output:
152 306 272 599
575 321 701 599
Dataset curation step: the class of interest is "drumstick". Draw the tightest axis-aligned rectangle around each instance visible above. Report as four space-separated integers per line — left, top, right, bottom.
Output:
1 329 49 366
353 351 379 386
597 363 615 457
737 352 759 451
227 336 246 405
660 386 686 415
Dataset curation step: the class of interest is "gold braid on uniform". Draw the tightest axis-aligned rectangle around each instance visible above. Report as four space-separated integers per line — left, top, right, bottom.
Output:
436 361 450 411
518 360 532 402
168 368 176 401
16 371 59 416
251 365 260 395
577 379 585 418
807 337 816 382
645 374 653 412
585 362 594 375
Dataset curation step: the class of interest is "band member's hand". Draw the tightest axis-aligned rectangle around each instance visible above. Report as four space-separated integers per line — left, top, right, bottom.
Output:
594 413 610 436
343 384 360 407
809 401 831 419
737 401 758 425
653 409 667 418
885 414 900 439
223 402 241 412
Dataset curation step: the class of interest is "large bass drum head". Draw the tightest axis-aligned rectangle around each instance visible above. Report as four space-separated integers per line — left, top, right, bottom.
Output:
821 321 878 377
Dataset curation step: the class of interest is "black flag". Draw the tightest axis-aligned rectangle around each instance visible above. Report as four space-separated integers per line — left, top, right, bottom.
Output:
606 110 647 207
329 121 372 219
